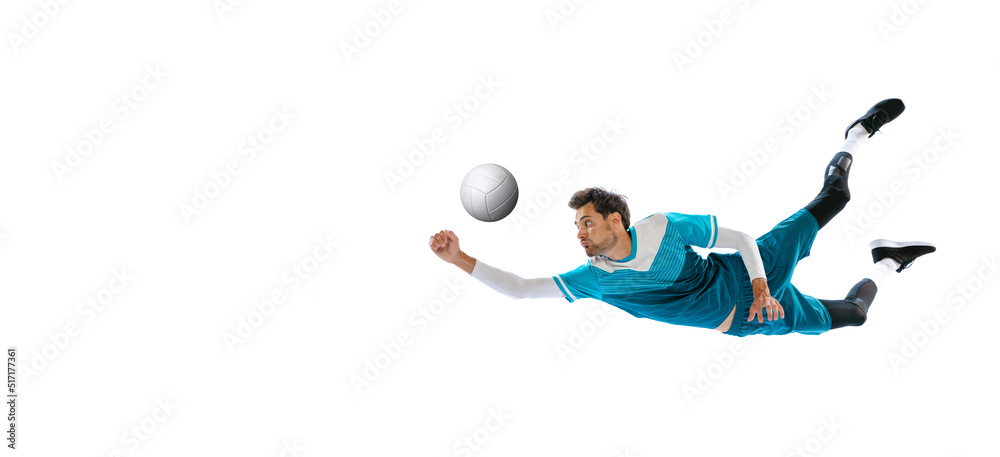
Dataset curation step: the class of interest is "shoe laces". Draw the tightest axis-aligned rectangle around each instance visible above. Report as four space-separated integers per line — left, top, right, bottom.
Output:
869 110 888 132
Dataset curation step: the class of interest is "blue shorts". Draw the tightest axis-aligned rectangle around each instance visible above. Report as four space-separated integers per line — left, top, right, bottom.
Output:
723 208 833 336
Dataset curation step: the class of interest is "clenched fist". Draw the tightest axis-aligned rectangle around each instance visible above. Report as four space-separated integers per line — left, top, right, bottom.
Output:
429 230 461 264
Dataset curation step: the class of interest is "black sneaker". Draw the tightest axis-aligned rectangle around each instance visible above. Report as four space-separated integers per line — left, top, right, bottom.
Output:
869 239 936 273
845 98 906 139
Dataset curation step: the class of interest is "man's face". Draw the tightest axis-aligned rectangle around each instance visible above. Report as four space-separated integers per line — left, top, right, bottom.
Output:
575 203 618 257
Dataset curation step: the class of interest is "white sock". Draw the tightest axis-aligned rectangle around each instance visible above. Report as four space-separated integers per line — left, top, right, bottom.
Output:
866 258 900 288
840 125 870 154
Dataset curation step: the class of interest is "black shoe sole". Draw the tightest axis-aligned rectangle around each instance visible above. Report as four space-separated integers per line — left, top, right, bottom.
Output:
869 239 936 272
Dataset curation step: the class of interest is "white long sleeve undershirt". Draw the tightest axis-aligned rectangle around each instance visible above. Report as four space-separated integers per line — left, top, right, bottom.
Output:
713 226 767 281
468 226 768 300
470 258 564 299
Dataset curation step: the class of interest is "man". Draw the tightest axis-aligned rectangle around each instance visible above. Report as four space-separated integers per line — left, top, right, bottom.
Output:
428 99 935 336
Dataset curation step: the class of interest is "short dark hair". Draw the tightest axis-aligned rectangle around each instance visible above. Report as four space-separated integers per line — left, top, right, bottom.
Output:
568 187 630 231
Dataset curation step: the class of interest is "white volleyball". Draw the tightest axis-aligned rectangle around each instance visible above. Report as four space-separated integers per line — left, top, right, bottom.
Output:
460 163 519 222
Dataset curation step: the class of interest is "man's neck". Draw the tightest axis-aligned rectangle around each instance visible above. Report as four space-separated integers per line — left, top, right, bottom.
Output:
604 229 632 261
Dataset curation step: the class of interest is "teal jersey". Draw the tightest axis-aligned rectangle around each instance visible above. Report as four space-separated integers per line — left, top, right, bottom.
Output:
552 212 743 330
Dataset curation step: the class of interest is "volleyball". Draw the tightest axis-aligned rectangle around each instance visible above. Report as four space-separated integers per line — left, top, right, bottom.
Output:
460 163 518 222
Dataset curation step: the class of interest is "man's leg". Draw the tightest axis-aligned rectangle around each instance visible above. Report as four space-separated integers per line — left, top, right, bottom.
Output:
819 278 878 329
804 98 906 229
751 99 914 332
821 240 936 329
803 148 855 230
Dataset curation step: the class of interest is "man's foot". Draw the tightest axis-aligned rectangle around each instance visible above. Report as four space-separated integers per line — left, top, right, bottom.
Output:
869 239 936 272
845 99 906 139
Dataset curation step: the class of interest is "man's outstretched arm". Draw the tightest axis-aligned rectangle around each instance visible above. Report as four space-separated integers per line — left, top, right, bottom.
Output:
714 227 766 280
714 227 785 322
429 230 564 300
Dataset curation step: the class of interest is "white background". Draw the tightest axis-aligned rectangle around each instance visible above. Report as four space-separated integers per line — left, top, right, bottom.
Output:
2 0 998 455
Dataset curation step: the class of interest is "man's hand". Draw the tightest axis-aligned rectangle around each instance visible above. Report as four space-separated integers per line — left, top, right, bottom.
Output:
429 230 477 274
429 230 461 264
747 277 784 323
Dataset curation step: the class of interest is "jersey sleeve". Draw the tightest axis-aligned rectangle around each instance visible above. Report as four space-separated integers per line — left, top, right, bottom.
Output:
551 263 601 303
663 212 719 248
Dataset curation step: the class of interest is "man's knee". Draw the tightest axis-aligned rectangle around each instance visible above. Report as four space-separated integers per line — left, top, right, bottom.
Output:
822 174 851 204
805 176 850 229
823 300 867 329
844 303 867 327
